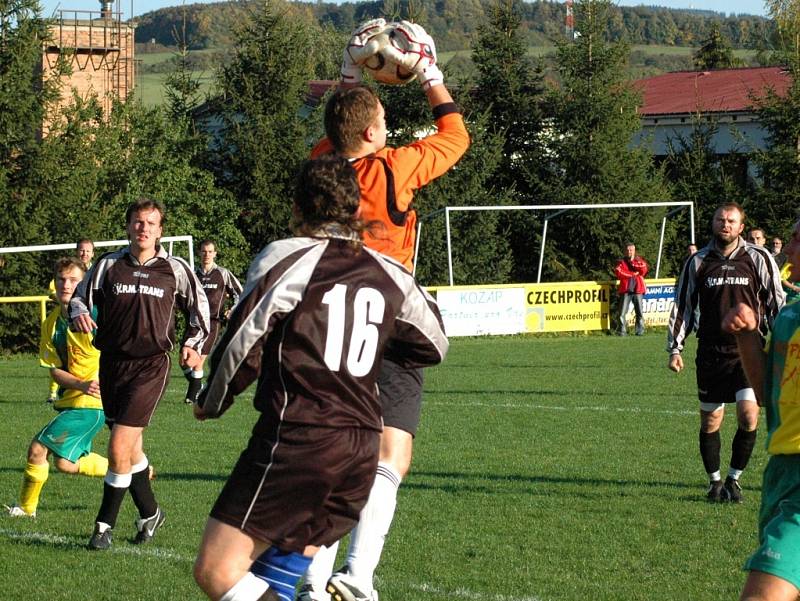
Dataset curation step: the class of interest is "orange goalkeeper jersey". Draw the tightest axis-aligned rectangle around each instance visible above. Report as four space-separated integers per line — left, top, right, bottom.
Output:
311 105 469 271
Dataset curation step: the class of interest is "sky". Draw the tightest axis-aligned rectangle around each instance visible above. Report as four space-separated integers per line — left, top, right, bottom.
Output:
40 0 769 23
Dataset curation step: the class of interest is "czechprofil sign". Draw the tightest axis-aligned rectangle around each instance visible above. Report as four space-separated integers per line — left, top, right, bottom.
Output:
525 282 612 332
429 279 675 336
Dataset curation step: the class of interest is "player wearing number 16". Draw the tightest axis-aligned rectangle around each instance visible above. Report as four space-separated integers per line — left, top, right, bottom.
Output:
192 157 448 601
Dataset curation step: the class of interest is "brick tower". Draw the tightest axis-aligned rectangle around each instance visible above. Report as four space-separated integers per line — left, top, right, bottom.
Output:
43 0 135 129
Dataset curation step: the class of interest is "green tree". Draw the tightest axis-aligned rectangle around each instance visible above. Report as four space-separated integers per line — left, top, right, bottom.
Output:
746 0 800 238
750 61 800 239
163 8 204 123
0 0 63 351
663 116 749 273
210 0 322 254
469 0 548 282
537 0 671 282
693 23 740 70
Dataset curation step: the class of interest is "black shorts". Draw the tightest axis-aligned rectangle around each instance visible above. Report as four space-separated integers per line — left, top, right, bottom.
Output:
99 353 171 427
201 320 221 355
210 416 379 552
695 343 751 406
378 358 423 435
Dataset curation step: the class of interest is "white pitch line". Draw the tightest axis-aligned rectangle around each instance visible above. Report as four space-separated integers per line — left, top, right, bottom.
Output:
0 528 190 562
409 582 545 601
427 400 696 416
1 528 541 600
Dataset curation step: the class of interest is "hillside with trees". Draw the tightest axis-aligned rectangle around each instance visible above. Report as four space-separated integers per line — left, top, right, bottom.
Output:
133 0 774 53
2 0 798 352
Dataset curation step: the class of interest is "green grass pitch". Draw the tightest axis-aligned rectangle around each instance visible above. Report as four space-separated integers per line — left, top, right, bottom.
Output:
0 333 764 600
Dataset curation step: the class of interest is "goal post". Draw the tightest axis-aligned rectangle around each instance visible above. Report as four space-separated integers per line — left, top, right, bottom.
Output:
0 235 196 268
416 202 694 285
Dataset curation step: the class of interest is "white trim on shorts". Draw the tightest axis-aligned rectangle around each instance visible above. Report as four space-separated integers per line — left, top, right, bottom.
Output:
700 387 757 412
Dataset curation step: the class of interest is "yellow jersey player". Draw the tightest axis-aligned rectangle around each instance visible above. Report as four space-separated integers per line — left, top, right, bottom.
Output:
723 219 800 601
6 257 107 518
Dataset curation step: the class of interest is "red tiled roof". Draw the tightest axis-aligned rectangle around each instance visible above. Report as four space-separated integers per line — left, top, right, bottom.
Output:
633 67 791 116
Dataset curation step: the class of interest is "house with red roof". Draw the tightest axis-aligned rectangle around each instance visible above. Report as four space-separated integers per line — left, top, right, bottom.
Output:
632 67 791 157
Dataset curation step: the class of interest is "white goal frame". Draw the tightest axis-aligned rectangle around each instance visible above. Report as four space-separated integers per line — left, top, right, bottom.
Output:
415 202 694 285
0 235 196 268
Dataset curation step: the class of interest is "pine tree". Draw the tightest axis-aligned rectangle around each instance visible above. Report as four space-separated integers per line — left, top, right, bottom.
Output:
664 116 749 273
0 0 63 350
469 0 548 282
748 0 800 239
210 0 321 254
693 23 740 70
750 61 800 239
537 0 672 281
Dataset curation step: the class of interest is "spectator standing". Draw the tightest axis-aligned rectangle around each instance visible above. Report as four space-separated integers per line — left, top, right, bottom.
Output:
772 237 788 270
614 242 648 336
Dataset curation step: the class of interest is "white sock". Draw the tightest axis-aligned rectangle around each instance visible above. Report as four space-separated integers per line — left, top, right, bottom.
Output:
304 541 340 592
131 455 149 474
345 462 402 589
219 572 269 601
708 470 721 482
728 468 743 480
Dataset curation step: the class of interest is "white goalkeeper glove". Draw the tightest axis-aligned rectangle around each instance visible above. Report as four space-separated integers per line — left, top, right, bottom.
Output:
382 21 444 89
341 18 389 84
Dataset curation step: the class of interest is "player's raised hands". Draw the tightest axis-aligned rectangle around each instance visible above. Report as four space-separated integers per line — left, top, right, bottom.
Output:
342 18 388 84
722 302 758 335
382 21 443 89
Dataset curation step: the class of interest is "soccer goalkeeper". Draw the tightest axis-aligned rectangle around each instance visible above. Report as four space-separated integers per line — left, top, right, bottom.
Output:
300 19 470 601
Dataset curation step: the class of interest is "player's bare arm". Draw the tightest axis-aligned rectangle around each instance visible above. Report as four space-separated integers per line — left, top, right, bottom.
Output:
722 303 767 405
50 367 101 399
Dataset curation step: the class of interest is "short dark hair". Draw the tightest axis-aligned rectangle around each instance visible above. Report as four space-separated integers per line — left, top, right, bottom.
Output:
199 239 216 250
292 157 363 238
324 86 380 154
53 256 86 279
75 238 94 249
125 196 165 226
715 201 745 223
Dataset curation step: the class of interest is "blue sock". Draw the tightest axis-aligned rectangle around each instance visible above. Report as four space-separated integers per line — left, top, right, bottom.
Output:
251 547 313 601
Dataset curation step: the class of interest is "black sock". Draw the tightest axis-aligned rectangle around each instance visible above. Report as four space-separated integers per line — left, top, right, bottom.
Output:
699 430 721 475
96 482 128 528
129 468 158 519
731 427 758 471
185 376 203 403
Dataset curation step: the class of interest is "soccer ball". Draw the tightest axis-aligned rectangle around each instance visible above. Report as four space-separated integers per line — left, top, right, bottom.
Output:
361 25 417 85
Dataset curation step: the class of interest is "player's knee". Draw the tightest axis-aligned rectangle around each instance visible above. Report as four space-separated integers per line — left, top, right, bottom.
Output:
53 456 78 474
27 440 47 463
379 444 413 477
192 556 216 597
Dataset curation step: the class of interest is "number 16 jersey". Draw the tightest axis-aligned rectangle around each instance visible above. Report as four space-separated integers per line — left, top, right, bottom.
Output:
200 228 448 435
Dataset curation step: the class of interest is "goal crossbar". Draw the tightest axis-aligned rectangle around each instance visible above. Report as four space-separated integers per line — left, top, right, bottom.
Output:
417 202 694 285
0 235 196 268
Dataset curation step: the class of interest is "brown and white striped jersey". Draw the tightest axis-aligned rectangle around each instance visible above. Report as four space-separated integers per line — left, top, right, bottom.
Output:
195 264 242 321
199 230 448 434
667 238 784 353
69 246 211 358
